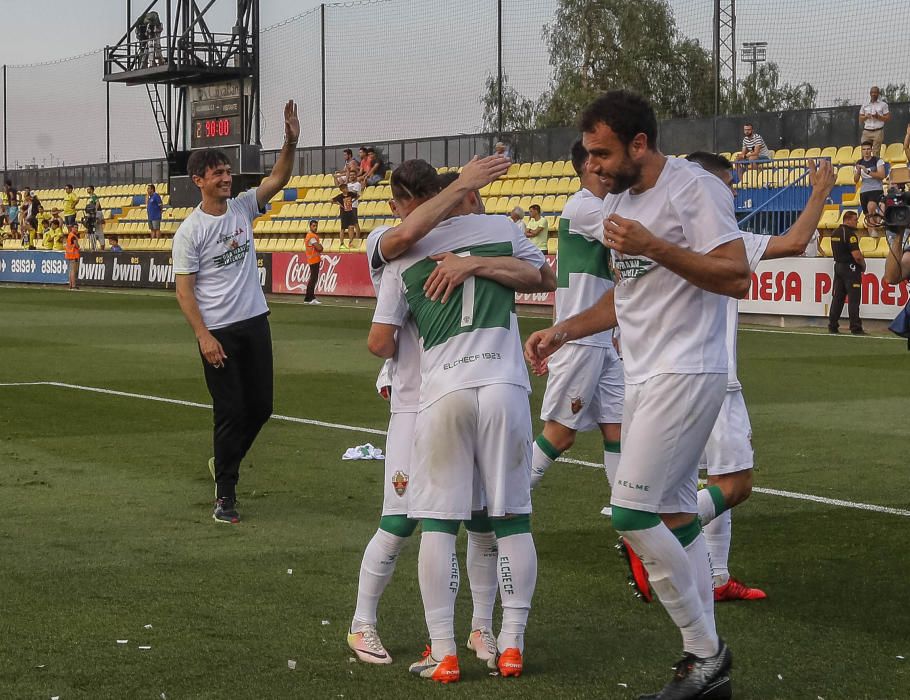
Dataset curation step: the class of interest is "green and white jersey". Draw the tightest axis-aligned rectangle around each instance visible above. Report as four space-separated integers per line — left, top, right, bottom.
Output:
373 213 545 410
556 187 614 347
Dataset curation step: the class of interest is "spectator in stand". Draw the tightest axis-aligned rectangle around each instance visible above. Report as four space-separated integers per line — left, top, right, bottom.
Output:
509 206 526 236
525 203 549 252
335 149 359 184
65 225 81 291
5 182 20 239
109 235 123 253
63 184 79 229
146 184 164 240
828 210 865 335
363 147 385 186
20 194 33 247
84 186 104 251
494 141 513 160
859 86 890 158
333 182 359 249
25 193 40 249
358 146 372 179
345 170 363 242
45 219 63 250
737 123 771 167
304 219 323 305
854 140 886 237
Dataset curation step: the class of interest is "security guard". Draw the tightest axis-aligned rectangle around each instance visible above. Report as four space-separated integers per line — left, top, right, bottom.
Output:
828 210 866 334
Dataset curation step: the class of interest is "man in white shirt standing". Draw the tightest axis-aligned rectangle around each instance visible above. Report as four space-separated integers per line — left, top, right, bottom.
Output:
525 91 750 699
859 85 891 158
172 100 300 524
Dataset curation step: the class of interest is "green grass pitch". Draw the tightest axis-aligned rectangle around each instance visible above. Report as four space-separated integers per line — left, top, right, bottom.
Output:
1 286 908 699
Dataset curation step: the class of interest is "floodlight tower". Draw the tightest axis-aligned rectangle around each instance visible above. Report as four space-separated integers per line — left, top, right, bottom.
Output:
713 0 736 115
104 0 261 205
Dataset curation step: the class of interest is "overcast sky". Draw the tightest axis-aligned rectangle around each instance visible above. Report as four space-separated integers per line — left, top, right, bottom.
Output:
0 0 905 168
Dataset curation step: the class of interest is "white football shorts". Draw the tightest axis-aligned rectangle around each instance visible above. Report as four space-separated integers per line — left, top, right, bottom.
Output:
382 410 416 516
408 384 532 520
540 342 624 431
702 389 754 476
611 373 726 514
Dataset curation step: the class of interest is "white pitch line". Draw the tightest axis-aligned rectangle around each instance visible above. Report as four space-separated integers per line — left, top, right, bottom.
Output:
739 327 900 340
1 380 908 518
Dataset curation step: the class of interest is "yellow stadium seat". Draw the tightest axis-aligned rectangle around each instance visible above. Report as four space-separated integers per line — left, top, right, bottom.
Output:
805 147 822 160
547 238 558 255
773 148 790 160
541 195 556 213
291 238 306 252
818 236 832 256
569 176 581 191
518 196 534 213
532 179 548 196
859 237 878 256
561 161 576 177
488 181 503 197
789 148 806 160
875 237 892 257
820 146 837 161
885 143 907 164
521 180 536 196
499 180 516 197
528 163 542 179
842 189 860 206
547 215 558 230
518 163 532 178
891 165 910 185
834 146 855 165
540 161 554 178
505 196 521 214
541 178 559 195
553 195 568 211
505 163 521 179
850 146 862 161
835 166 856 186
818 209 841 229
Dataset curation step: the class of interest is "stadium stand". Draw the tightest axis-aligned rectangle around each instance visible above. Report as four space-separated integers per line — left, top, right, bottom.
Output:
2 141 907 257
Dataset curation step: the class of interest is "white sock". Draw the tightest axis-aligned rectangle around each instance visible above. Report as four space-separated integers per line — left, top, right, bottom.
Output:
496 532 537 653
530 439 557 489
466 530 498 630
704 509 732 586
351 529 407 632
620 524 719 659
603 449 620 487
685 533 716 633
697 488 716 525
418 531 459 659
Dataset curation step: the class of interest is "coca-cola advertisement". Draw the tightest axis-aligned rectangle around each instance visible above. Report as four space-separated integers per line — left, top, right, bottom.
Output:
515 254 556 306
271 252 374 297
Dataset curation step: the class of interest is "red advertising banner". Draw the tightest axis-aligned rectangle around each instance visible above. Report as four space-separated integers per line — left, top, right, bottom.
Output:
271 252 374 297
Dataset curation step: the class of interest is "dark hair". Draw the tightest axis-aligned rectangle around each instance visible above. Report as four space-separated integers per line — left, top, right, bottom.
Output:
108 235 119 242
87 185 94 191
843 210 858 218
436 171 460 188
309 219 318 225
65 183 73 189
570 139 588 176
367 147 376 154
686 151 733 177
186 149 231 179
579 90 657 149
743 122 753 128
861 140 873 148
390 159 440 201
530 204 541 213
343 148 353 157
147 184 156 191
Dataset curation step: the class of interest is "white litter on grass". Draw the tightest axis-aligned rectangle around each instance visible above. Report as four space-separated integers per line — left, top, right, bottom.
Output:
144 624 153 629
777 674 783 680
51 696 59 699
897 655 905 660
348 657 356 663
160 694 167 700
36 665 46 669
287 660 297 670
342 444 384 461
116 640 128 645
618 683 628 688
600 506 612 517
139 646 152 651
321 620 330 625
287 568 293 574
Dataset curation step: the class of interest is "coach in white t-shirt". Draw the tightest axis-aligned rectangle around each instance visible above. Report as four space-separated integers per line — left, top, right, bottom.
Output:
172 100 300 525
525 91 750 698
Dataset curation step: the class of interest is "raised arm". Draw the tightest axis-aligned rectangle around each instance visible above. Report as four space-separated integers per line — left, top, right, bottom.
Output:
377 155 511 261
256 100 300 210
764 159 834 259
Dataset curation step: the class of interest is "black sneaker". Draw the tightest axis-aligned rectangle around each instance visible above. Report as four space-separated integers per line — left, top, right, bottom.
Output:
850 329 868 336
827 327 839 334
638 640 732 700
213 497 240 524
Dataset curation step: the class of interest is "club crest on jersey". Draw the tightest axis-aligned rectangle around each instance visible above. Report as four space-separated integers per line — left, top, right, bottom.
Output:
392 471 409 496
570 396 585 414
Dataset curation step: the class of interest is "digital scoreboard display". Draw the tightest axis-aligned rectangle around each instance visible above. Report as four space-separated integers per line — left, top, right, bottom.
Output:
190 81 245 149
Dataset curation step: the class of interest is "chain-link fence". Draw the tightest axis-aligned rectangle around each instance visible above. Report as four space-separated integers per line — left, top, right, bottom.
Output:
1 0 908 177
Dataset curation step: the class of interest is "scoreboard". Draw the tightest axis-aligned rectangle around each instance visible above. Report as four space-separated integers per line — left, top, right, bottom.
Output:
189 81 247 149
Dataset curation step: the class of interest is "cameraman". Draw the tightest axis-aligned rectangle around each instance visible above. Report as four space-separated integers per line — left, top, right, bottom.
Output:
883 161 910 284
